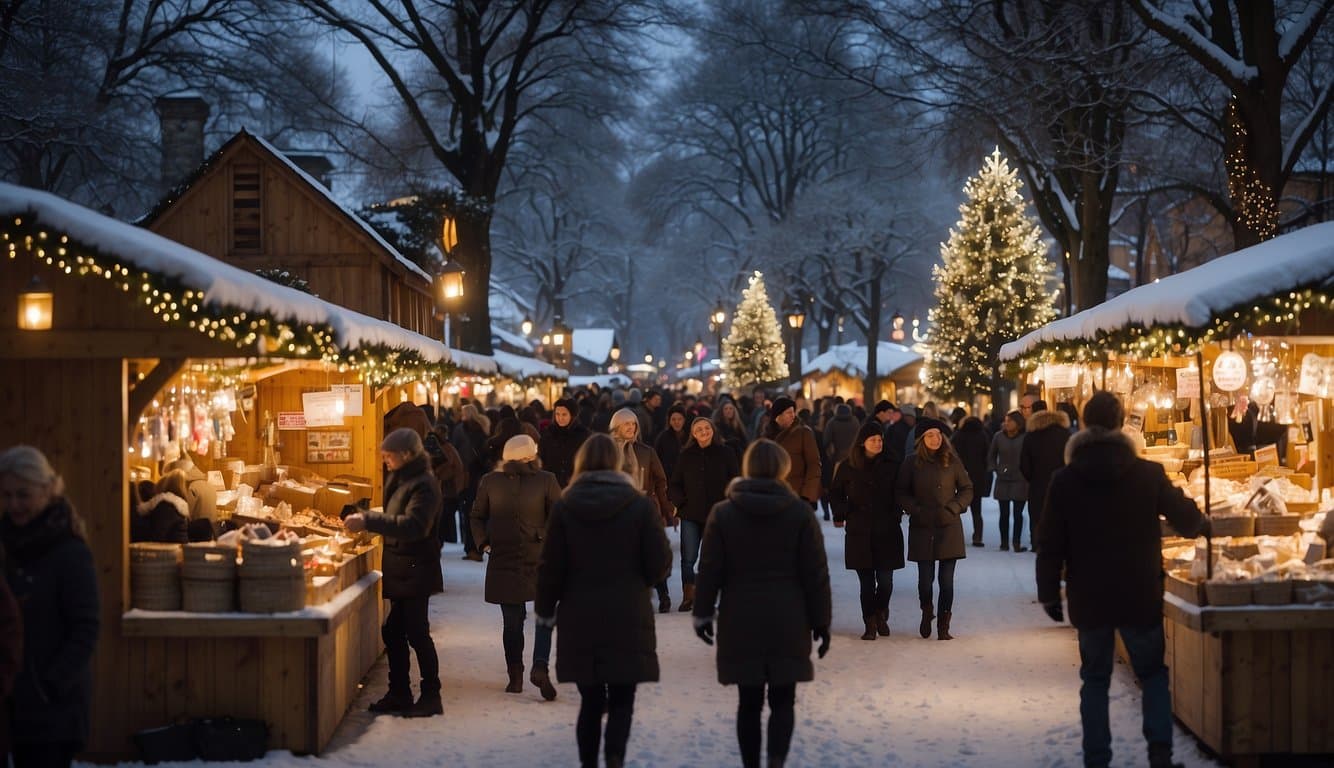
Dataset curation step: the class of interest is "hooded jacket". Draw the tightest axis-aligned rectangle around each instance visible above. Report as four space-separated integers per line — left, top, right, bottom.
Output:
693 478 832 686
1037 428 1206 628
538 420 590 488
471 461 562 604
362 454 443 600
1020 409 1071 523
950 417 993 497
536 471 671 685
131 492 190 544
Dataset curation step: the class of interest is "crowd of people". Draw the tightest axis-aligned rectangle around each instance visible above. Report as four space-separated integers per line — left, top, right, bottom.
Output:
9 383 1333 768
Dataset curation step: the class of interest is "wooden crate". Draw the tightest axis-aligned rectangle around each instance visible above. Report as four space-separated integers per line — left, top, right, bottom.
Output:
1167 572 1207 606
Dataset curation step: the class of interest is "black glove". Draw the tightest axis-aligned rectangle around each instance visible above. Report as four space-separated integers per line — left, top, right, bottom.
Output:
693 615 715 645
813 626 830 658
1042 601 1064 623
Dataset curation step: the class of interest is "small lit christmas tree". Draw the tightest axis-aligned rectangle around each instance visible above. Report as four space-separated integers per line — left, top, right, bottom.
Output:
928 148 1056 400
723 271 790 387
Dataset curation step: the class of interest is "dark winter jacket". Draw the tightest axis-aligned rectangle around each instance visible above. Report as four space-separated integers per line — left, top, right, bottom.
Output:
538 421 590 488
716 422 750 463
822 412 860 469
471 462 562 604
130 492 190 545
653 428 687 482
1037 428 1206 628
384 401 433 439
451 420 490 483
829 453 906 571
0 547 18 757
950 418 993 498
536 471 671 685
362 454 443 600
429 427 469 499
1 499 99 748
987 430 1028 501
668 442 740 524
897 446 973 562
693 478 832 686
772 423 823 503
883 420 913 464
1020 410 1071 526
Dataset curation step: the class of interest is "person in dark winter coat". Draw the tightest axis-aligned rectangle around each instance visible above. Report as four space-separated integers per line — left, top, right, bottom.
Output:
610 408 675 612
1037 392 1208 768
692 439 832 768
344 429 444 718
1020 402 1070 554
427 426 468 546
0 446 99 768
535 435 671 768
0 543 19 760
452 404 491 561
897 418 973 641
829 422 905 640
987 410 1028 551
471 435 563 700
539 399 589 489
130 472 190 545
765 397 822 506
652 405 688 481
950 417 993 547
668 417 740 613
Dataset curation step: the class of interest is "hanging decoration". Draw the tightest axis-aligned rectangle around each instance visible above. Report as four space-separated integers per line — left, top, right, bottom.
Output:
1212 350 1248 392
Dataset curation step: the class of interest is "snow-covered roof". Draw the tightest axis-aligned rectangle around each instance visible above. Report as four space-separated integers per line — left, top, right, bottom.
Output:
491 325 535 353
572 328 615 365
0 182 450 365
492 349 567 381
569 373 632 389
1107 263 1131 281
1000 222 1334 361
246 134 433 284
447 348 500 376
804 342 923 380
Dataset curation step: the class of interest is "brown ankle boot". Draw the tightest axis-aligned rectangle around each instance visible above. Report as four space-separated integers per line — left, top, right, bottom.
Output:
529 663 557 701
860 617 877 641
937 611 954 640
876 609 891 636
919 602 934 639
678 583 695 612
505 663 524 693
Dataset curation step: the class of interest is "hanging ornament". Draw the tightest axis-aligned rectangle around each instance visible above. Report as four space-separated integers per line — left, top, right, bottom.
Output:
1212 351 1248 392
1250 377 1275 406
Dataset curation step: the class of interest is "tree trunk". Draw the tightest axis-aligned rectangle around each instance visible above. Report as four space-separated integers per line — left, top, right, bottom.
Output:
863 269 882 407
454 208 494 354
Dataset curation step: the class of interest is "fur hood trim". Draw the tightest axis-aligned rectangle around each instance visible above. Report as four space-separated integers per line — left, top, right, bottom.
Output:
1065 426 1135 465
137 492 190 518
1027 409 1070 433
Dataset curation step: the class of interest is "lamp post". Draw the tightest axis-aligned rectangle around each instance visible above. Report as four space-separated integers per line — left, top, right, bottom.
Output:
891 310 905 342
785 300 805 381
710 302 727 354
434 260 465 348
608 336 621 373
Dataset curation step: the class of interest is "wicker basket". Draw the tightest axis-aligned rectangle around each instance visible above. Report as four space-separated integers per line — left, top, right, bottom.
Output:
1205 580 1253 607
1209 515 1255 538
238 540 304 613
131 558 182 611
183 543 237 581
1251 579 1292 606
130 542 183 563
1253 515 1302 536
183 578 236 612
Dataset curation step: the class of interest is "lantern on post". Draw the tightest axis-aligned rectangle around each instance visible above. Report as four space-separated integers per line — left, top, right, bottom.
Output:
17 275 53 331
521 316 534 337
550 318 572 368
891 310 906 342
434 260 465 347
785 300 806 380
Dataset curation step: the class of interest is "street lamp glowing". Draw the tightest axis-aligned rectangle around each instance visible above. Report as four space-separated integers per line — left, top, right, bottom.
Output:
891 310 905 342
435 260 465 304
610 337 621 362
786 304 805 330
521 316 533 336
711 303 726 328
441 214 458 254
645 352 653 364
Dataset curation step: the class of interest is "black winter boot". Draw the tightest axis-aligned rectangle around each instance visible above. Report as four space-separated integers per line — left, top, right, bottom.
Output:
861 618 877 641
368 689 413 714
505 663 524 693
400 690 443 718
530 663 558 701
937 611 954 640
768 753 786 768
657 584 671 614
919 602 934 639
876 609 891 637
606 754 625 768
1148 742 1183 768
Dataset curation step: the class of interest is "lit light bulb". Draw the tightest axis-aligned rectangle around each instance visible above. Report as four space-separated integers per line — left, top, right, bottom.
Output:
335 394 346 416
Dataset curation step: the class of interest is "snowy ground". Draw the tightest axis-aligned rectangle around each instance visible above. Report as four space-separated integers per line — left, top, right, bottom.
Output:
83 498 1225 767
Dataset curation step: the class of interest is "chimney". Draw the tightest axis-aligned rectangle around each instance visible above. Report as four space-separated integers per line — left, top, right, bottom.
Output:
154 95 210 196
282 151 335 191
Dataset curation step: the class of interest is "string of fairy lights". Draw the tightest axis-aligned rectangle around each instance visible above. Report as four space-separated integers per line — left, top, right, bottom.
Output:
3 214 455 387
1225 99 1279 242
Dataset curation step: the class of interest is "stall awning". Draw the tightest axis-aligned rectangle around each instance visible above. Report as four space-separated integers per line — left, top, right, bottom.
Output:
1 182 451 380
804 342 923 381
447 347 500 376
492 349 568 382
1000 223 1334 362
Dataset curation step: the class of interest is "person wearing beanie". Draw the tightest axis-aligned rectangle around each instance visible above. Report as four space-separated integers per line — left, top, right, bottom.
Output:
668 417 740 613
345 428 444 717
471 433 563 700
897 418 972 640
1019 399 1070 554
764 397 823 508
610 407 675 613
829 421 905 640
1037 391 1208 768
540 398 590 489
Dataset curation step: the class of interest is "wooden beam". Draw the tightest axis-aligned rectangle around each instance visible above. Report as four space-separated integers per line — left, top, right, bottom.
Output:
0 329 243 359
127 358 186 439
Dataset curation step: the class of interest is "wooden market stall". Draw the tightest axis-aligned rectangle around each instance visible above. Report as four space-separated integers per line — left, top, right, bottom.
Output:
1000 222 1334 765
802 341 924 405
0 183 453 759
492 348 569 407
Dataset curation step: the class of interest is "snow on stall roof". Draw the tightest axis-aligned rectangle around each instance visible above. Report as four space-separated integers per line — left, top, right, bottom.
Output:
0 182 449 363
491 325 535 353
447 347 500 376
1000 222 1334 361
492 349 567 381
246 133 433 284
572 328 614 364
804 342 923 380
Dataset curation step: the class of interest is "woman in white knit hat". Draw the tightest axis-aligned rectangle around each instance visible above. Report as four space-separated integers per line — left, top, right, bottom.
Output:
471 434 563 699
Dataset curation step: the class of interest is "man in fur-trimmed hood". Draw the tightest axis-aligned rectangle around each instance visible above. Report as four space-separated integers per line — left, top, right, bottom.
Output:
1036 392 1207 768
1018 401 1069 553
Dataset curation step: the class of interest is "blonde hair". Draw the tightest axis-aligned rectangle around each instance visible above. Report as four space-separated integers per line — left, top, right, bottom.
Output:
0 444 65 496
572 433 624 479
742 438 790 480
157 469 191 500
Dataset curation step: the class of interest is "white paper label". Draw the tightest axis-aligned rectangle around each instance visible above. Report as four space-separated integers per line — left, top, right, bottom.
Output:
331 384 364 416
1211 351 1247 392
302 391 345 427
1297 353 1333 397
1043 364 1078 389
1175 367 1201 400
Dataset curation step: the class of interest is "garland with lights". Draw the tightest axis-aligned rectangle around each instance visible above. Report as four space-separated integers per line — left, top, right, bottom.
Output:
1003 283 1334 370
1225 99 1279 243
3 214 455 387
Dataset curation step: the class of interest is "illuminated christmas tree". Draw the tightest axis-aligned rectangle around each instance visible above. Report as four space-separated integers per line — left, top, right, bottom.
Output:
928 148 1056 400
723 271 790 387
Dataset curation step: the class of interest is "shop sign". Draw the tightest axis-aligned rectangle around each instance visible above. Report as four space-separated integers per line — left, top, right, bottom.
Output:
1212 351 1247 392
1175 366 1201 400
1297 353 1333 397
1043 363 1078 389
331 384 364 416
302 391 345 427
277 411 306 430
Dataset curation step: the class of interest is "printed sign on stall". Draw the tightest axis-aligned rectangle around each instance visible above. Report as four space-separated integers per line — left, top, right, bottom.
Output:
302 391 345 427
331 384 364 416
1043 364 1078 389
1175 366 1201 401
276 411 307 431
1297 353 1333 397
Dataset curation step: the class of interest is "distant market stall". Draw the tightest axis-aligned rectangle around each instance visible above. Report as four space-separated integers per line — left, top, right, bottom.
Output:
1 182 455 759
1000 222 1334 763
802 341 924 405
